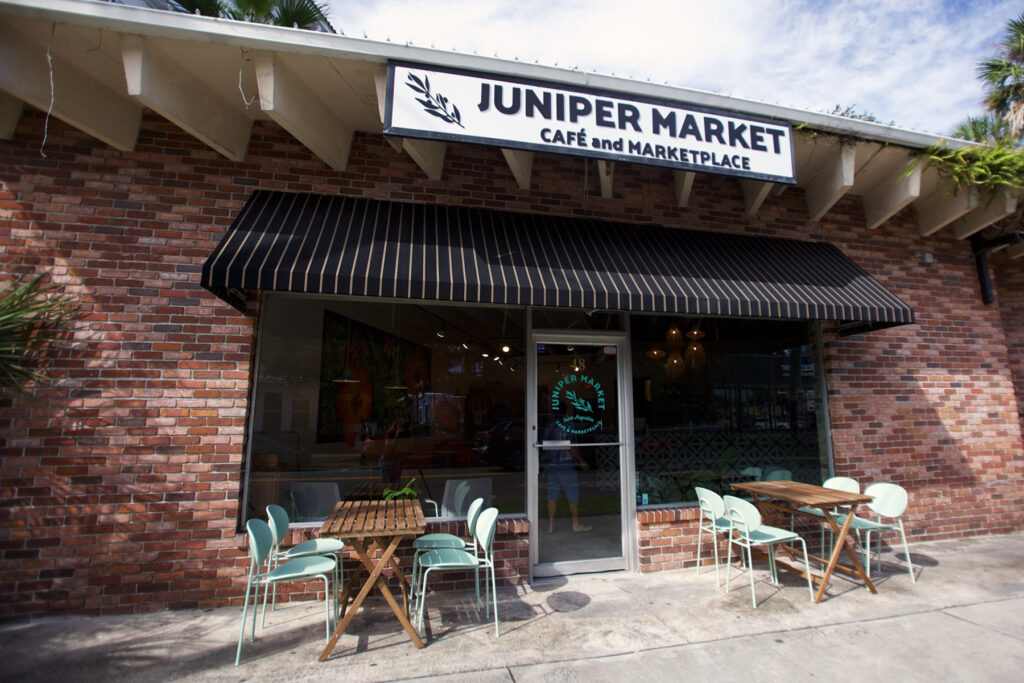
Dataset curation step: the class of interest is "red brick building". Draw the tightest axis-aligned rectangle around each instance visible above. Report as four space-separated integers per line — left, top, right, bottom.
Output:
1 0 1022 616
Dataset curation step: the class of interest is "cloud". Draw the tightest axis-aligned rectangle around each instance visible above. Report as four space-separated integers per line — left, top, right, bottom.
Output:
330 0 1020 135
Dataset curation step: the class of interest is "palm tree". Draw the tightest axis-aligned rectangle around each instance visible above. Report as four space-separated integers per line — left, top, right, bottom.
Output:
163 0 333 32
951 114 1016 145
978 13 1024 138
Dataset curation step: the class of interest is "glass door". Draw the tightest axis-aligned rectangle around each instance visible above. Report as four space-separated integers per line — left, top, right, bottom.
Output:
529 331 630 577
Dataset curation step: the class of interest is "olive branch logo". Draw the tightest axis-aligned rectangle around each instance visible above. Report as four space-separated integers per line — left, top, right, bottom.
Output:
564 390 593 413
405 72 464 128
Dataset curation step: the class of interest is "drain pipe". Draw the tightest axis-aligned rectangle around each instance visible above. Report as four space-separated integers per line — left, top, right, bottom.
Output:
970 231 1023 305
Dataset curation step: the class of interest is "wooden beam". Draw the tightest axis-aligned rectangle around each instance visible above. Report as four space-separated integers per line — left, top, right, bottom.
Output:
0 23 140 150
952 190 1017 240
597 160 614 199
805 145 855 221
123 35 250 161
863 164 921 230
254 52 352 171
917 186 979 236
0 90 21 139
403 137 446 180
673 170 695 207
501 148 533 190
740 179 773 215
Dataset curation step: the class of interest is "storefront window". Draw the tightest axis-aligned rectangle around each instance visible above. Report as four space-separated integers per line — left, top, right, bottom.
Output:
245 295 526 523
630 315 827 506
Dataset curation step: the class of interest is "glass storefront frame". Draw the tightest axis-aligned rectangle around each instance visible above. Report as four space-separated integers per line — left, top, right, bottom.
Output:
241 295 833 579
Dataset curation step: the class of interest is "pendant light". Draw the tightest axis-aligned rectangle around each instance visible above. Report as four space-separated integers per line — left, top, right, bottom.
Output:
684 322 707 369
385 305 406 390
333 306 360 383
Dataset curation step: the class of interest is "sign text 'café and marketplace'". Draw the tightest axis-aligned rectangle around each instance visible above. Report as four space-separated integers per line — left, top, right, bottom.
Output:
385 62 796 183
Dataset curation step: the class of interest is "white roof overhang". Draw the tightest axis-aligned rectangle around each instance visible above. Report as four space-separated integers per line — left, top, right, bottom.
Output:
1 0 1020 263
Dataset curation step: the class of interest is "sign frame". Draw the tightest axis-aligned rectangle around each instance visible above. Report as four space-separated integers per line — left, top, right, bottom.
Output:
383 60 796 184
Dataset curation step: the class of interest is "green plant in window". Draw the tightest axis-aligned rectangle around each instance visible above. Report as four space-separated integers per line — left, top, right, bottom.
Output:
383 478 419 501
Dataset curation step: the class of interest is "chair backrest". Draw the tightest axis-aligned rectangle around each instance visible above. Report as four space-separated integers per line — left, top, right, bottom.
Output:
440 478 492 517
266 504 290 547
473 507 499 556
288 482 340 522
764 468 792 481
865 482 908 518
822 476 860 494
246 518 274 570
724 495 762 536
739 466 762 481
694 486 725 522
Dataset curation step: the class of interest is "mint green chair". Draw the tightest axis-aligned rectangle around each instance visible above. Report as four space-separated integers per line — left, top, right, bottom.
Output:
266 504 345 619
694 487 731 586
235 518 336 666
411 497 485 604
841 482 915 583
723 495 814 608
764 468 792 481
415 506 500 637
795 476 860 558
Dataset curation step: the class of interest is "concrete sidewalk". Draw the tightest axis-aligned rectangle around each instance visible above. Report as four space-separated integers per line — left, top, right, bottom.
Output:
2 532 1022 682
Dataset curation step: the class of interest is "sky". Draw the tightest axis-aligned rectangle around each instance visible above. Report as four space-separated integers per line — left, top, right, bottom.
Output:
326 0 1020 137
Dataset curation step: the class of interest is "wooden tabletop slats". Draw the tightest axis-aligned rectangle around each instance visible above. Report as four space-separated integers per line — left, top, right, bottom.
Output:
319 499 426 540
732 480 872 507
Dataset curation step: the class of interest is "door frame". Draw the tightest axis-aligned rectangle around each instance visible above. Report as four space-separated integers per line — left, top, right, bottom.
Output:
526 327 638 579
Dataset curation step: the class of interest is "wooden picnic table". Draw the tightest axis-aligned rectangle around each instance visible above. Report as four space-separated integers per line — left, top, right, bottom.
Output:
730 480 876 603
317 498 426 661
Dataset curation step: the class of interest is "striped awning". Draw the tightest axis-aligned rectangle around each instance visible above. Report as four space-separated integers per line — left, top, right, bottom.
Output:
202 190 914 332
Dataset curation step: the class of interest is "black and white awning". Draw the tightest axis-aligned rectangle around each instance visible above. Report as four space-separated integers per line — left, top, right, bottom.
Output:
202 190 914 331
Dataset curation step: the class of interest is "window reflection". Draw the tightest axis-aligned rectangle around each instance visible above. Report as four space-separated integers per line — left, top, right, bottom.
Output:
630 315 826 506
247 295 526 523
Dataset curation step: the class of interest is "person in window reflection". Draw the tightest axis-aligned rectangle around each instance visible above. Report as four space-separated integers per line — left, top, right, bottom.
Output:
379 419 407 486
542 419 591 533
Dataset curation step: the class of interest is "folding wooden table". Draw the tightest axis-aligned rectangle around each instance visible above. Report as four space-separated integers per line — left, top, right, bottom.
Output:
317 498 425 661
730 480 876 603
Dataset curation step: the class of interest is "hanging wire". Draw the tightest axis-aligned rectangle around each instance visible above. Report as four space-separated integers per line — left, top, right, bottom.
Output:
40 23 56 158
238 48 256 109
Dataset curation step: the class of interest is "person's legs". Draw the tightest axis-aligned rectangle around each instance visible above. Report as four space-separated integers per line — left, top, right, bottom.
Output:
564 470 591 532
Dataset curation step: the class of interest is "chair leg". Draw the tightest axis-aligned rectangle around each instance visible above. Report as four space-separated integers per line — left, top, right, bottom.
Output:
796 538 814 602
746 545 757 608
725 537 734 594
695 526 705 575
490 563 499 637
897 520 915 583
711 531 721 587
321 575 332 639
235 578 255 666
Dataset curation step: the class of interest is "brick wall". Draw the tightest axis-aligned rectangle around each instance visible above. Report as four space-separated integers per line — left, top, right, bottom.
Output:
994 254 1024 435
2 109 1022 615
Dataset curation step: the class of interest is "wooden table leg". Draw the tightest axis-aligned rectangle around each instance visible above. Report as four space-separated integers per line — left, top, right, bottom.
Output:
817 506 876 602
318 535 425 662
367 535 423 649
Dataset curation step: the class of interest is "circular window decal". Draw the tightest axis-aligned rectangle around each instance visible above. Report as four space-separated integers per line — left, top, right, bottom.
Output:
550 373 606 436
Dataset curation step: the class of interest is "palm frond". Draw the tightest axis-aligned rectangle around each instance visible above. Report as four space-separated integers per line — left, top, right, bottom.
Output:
0 274 78 395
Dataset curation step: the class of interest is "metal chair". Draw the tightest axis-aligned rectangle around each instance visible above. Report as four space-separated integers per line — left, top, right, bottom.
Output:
265 504 344 617
287 482 341 522
841 482 915 583
411 497 486 605
795 476 860 557
694 487 731 586
415 507 500 637
423 478 492 518
235 518 336 666
724 495 814 608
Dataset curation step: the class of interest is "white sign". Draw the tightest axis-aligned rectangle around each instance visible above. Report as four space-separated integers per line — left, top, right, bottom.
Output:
384 62 795 184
